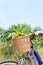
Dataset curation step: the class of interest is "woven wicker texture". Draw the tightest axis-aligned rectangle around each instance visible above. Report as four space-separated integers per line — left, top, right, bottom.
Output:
12 36 30 53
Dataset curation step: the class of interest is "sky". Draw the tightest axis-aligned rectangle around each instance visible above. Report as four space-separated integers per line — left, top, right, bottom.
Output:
0 0 43 29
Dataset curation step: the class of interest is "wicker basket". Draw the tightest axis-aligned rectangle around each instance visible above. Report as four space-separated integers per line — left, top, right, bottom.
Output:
12 35 30 53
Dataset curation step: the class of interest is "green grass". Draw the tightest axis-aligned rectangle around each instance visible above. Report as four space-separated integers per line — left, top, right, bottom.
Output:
0 44 43 63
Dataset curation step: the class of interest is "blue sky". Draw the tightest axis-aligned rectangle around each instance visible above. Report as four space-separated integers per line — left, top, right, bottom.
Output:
0 0 43 29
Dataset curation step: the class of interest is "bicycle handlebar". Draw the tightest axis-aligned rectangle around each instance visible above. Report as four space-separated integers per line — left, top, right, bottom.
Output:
30 33 43 40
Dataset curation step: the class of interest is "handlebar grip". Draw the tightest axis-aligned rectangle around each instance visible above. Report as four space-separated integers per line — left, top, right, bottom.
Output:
30 33 43 39
35 33 43 38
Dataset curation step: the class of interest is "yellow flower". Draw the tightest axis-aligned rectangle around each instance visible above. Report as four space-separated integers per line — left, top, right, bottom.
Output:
12 30 26 38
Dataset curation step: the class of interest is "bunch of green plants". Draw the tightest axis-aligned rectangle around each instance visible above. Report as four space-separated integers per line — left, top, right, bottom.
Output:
0 23 31 43
33 36 43 48
0 23 43 60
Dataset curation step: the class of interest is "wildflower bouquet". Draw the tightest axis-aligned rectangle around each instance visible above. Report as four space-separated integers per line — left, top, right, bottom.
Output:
12 30 27 38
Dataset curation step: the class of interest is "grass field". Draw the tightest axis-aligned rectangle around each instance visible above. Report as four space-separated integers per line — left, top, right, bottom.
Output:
0 44 43 64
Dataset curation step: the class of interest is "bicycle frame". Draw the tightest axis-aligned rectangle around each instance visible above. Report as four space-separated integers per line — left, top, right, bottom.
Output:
18 40 43 65
18 48 39 65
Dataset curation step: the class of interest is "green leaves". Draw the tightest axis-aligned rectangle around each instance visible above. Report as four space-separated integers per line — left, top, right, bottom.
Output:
0 23 31 44
0 23 43 48
33 37 43 48
9 23 31 34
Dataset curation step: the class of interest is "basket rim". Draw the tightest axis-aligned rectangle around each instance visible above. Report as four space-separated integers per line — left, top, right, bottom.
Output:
12 35 30 39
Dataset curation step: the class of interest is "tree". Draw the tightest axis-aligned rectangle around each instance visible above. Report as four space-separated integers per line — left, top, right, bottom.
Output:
33 26 42 33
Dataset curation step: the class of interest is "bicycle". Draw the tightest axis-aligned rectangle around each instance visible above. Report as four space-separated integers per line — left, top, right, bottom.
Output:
0 31 43 65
